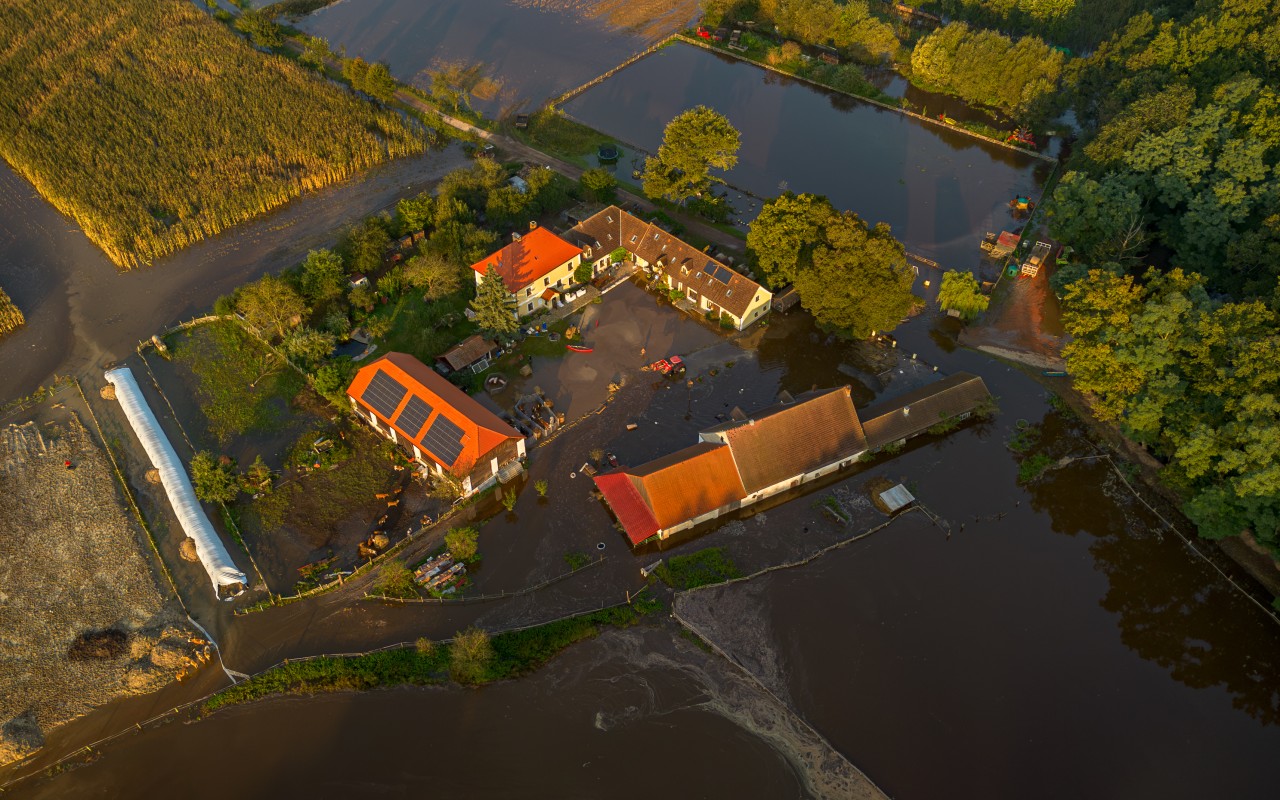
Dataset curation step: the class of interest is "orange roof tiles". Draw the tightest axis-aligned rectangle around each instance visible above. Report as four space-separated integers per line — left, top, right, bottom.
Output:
347 352 521 473
469 227 582 293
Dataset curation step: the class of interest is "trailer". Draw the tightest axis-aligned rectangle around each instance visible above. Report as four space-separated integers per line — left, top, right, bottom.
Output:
1021 241 1054 277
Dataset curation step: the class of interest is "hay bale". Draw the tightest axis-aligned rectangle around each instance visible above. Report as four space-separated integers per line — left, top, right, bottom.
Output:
371 533 389 550
178 537 199 562
99 384 116 401
144 468 161 485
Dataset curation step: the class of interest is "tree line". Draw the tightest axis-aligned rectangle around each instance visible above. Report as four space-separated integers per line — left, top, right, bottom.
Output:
0 0 426 269
909 22 1066 115
1043 0 1280 554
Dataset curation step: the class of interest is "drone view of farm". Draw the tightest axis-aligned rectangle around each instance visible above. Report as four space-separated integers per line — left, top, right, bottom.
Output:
2 0 1279 797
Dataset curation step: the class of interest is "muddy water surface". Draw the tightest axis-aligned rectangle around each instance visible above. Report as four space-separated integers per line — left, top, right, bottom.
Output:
564 43 1051 273
293 0 699 116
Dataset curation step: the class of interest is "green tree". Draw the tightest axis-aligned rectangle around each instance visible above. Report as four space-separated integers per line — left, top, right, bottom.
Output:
234 9 283 49
348 284 375 313
280 327 336 365
190 451 239 504
428 220 497 267
373 560 417 599
341 216 392 277
643 106 740 204
580 168 618 202
236 275 307 341
747 192 834 287
403 251 462 300
445 526 480 563
470 265 518 336
937 270 990 320
1046 172 1147 267
792 214 917 336
449 627 494 685
313 358 356 406
299 35 330 71
342 57 396 102
396 192 433 235
299 248 346 303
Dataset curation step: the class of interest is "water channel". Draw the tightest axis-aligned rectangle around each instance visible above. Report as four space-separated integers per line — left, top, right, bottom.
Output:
563 42 1052 273
288 0 699 117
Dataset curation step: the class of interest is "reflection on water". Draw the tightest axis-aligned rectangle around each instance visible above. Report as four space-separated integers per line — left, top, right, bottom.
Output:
564 43 1052 273
296 0 698 116
675 406 1280 799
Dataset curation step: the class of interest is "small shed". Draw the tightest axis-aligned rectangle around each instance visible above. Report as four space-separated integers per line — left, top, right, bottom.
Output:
771 286 801 313
879 484 916 513
348 274 370 289
438 335 498 374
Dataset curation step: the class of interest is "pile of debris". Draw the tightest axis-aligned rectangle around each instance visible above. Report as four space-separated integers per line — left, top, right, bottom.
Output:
506 390 562 441
0 419 198 766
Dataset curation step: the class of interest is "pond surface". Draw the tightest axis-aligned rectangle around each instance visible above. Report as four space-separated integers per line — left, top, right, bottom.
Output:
292 0 699 116
564 43 1052 273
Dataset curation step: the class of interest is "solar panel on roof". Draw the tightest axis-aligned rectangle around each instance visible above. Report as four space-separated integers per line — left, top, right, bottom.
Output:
395 396 433 439
707 263 731 284
361 370 407 418
421 414 466 465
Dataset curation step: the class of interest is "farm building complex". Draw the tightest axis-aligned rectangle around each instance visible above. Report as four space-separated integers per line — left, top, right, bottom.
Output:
347 353 525 495
595 373 992 545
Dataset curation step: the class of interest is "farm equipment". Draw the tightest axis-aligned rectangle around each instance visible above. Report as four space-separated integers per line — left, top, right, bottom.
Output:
1021 241 1054 277
1009 195 1036 219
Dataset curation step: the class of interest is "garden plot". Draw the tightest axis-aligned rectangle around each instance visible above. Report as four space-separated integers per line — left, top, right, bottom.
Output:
0 418 200 767
147 321 409 595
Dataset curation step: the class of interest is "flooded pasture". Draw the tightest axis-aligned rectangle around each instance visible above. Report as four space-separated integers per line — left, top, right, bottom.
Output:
563 43 1051 273
291 0 700 116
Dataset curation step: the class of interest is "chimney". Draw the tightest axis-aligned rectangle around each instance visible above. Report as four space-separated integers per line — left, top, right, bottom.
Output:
529 220 538 230
902 406 911 416
512 231 521 242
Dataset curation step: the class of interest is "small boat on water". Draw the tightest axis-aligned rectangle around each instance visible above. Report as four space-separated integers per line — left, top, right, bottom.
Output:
566 344 593 353
1042 370 1068 377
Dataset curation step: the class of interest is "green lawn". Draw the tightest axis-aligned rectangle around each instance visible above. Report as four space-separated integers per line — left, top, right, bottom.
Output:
368 288 477 364
172 321 305 444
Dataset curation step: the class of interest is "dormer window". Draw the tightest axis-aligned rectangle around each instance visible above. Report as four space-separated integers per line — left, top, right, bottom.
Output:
726 289 732 297
606 215 613 222
630 235 638 243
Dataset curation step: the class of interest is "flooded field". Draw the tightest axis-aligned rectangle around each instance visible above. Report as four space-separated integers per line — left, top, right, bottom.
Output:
291 0 699 116
563 43 1051 273
0 146 468 403
15 628 871 800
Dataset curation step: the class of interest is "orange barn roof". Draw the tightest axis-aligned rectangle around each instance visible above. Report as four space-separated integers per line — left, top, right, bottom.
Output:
594 442 746 545
347 352 521 474
469 227 582 293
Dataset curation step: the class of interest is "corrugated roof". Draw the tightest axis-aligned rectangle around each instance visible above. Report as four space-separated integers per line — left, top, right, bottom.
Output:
594 442 746 544
439 335 495 372
879 484 915 512
469 226 582 293
707 387 867 494
568 206 768 319
347 352 521 473
860 373 992 450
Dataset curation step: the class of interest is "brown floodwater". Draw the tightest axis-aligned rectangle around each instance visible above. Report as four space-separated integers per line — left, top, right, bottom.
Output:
292 0 699 116
563 42 1052 274
15 629 821 800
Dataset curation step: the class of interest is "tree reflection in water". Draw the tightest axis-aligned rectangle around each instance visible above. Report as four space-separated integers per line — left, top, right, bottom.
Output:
1027 411 1280 725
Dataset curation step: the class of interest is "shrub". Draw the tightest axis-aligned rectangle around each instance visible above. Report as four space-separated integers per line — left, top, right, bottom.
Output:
534 479 549 497
373 560 417 599
190 451 240 504
449 627 494 686
444 526 479 563
654 548 740 590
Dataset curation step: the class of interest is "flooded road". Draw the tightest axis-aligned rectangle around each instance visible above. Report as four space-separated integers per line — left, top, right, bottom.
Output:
17 628 855 800
292 0 699 116
564 43 1051 272
0 146 468 402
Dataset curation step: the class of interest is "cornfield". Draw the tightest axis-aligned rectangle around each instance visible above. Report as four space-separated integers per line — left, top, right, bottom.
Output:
0 288 24 336
0 0 427 269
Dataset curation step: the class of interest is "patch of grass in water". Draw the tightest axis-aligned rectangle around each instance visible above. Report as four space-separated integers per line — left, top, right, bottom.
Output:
654 547 741 590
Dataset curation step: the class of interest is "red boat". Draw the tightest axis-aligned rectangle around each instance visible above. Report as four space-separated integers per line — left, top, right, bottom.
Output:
566 344 593 353
643 355 685 375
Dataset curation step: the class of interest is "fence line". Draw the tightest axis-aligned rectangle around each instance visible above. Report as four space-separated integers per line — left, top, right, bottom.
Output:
0 376 73 423
552 35 679 106
365 554 607 605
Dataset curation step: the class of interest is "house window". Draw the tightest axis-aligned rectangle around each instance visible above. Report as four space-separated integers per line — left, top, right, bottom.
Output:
526 287 532 297
543 277 550 287
527 302 534 311
630 235 638 243
726 289 732 297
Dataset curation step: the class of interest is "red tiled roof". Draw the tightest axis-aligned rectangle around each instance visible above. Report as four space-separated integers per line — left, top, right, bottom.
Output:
469 227 582 293
347 352 521 474
594 442 746 545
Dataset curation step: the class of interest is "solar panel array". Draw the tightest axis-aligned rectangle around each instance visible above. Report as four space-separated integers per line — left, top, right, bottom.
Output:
361 370 407 418
706 262 733 284
422 414 466 466
395 396 434 439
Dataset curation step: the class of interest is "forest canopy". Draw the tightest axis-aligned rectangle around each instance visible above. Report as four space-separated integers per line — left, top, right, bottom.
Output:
0 0 426 269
